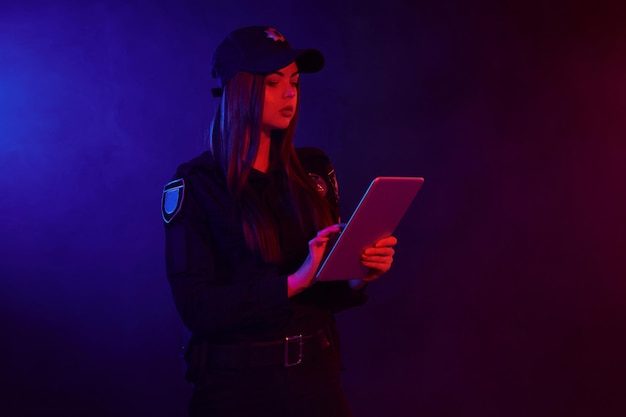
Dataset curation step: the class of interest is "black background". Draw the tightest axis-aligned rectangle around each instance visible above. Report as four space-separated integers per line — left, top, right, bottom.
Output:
1 1 625 416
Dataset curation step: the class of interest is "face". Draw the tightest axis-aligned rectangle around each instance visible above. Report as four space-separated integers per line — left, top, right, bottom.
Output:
261 61 299 133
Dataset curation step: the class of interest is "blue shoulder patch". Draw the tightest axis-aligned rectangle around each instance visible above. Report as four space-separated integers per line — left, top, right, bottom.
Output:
162 178 185 223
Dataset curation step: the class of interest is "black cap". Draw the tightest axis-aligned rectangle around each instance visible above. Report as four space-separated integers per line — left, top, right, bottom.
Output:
210 26 325 87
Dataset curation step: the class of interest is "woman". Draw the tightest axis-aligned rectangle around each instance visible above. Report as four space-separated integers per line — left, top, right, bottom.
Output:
162 26 397 417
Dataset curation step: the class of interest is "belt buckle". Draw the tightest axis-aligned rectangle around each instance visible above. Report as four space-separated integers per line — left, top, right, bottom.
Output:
284 334 303 367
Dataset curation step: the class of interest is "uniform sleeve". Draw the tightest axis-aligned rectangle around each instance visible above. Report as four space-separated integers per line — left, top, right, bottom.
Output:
163 172 291 338
296 147 370 311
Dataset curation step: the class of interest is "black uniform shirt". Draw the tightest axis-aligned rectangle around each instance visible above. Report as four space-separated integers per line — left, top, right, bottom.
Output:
163 147 367 346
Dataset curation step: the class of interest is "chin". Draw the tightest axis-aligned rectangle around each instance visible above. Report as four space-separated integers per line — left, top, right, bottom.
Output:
273 123 292 131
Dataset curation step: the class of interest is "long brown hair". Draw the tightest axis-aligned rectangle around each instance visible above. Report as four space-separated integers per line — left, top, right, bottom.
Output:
209 71 333 263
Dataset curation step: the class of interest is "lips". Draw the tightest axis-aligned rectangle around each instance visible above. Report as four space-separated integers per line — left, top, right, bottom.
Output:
280 106 294 117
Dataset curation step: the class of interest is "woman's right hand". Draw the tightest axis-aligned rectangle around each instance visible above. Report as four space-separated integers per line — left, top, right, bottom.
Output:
288 224 343 297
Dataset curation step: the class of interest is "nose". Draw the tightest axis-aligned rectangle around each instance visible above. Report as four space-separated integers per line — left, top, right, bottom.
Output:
284 85 296 98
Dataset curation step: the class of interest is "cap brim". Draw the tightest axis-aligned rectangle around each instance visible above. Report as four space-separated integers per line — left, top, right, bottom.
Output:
294 49 325 73
242 48 324 74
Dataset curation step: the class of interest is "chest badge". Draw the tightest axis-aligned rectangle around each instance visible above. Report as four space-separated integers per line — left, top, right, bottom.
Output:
162 178 185 223
307 173 327 197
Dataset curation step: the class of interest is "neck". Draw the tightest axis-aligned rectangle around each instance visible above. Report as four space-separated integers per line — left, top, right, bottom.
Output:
252 129 272 173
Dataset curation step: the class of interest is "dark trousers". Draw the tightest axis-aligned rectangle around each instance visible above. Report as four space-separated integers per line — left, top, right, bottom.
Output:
188 349 354 417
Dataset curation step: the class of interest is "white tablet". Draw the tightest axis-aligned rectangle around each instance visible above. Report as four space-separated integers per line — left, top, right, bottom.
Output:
315 176 424 282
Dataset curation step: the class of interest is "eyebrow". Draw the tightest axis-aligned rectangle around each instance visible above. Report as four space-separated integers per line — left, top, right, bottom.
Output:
271 70 300 77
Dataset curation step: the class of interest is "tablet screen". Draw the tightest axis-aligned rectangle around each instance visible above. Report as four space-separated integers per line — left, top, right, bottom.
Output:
315 176 424 281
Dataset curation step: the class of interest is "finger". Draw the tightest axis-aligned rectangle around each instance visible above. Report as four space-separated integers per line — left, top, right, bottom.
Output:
309 236 330 246
361 258 392 267
363 272 383 283
361 262 391 273
363 247 395 256
362 255 392 265
316 224 343 237
361 252 393 262
362 251 393 262
374 236 398 247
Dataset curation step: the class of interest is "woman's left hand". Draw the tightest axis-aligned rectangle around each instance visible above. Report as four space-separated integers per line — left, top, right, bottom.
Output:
359 235 398 283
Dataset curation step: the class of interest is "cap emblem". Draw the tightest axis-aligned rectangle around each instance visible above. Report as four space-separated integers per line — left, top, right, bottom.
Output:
265 28 286 42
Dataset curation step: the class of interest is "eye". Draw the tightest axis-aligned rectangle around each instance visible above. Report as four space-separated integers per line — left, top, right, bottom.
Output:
266 80 279 87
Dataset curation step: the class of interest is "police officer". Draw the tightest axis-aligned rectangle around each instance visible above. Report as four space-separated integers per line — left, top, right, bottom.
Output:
162 26 397 417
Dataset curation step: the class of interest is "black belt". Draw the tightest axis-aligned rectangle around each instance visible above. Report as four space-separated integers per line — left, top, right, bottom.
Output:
205 327 335 369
